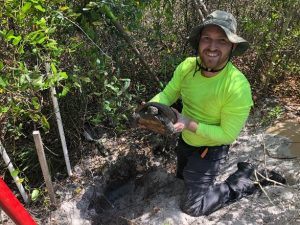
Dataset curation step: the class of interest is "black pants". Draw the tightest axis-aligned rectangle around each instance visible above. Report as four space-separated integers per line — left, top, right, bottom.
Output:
176 137 255 217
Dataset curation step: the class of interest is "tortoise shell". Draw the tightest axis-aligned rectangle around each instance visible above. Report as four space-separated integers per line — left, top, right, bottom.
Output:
132 102 177 135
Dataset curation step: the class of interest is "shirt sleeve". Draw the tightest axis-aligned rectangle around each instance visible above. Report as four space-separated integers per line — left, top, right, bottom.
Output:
196 81 253 144
149 58 192 105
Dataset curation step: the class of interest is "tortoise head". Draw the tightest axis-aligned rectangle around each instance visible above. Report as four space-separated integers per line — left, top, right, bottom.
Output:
146 106 159 115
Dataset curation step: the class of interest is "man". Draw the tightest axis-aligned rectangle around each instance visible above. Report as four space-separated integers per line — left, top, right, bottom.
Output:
147 10 285 216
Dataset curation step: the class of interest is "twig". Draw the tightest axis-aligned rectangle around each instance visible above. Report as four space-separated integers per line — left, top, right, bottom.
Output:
255 170 288 187
254 170 275 206
254 170 292 211
260 133 269 177
196 0 208 16
191 0 205 21
43 144 59 157
58 13 112 60
255 134 295 207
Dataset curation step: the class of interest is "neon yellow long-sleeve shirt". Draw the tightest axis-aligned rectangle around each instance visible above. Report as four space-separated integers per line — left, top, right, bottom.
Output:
150 57 253 147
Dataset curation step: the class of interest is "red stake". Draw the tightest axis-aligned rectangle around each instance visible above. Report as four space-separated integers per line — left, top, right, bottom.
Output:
0 177 37 225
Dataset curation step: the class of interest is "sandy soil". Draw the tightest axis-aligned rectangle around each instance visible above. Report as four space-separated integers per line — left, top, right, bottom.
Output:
3 103 299 225
41 116 300 225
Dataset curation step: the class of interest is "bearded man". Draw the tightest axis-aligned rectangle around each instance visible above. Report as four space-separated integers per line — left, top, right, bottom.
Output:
147 10 285 216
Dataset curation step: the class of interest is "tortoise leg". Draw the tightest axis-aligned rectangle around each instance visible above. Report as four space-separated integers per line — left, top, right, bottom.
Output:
165 121 176 134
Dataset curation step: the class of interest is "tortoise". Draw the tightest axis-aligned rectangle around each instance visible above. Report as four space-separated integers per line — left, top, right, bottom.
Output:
131 102 178 136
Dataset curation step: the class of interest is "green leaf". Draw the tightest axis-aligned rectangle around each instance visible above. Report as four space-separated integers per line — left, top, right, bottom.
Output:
28 30 40 42
59 86 69 97
58 71 68 80
18 46 25 54
59 6 69 11
21 2 32 13
121 78 130 91
5 30 14 40
41 115 50 130
104 101 112 111
36 17 46 27
0 107 9 113
0 76 7 87
10 169 19 178
80 76 91 83
36 36 46 44
30 114 40 122
17 178 24 184
12 36 22 45
31 97 40 110
7 34 16 41
34 5 46 12
32 75 44 88
20 73 30 85
93 92 102 97
50 63 57 75
73 82 81 89
106 84 119 93
0 29 7 37
45 41 58 50
31 189 40 201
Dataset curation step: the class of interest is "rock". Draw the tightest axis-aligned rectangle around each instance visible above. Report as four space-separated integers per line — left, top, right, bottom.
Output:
281 191 294 201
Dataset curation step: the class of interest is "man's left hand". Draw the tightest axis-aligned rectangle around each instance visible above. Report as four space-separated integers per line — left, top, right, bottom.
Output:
172 108 190 133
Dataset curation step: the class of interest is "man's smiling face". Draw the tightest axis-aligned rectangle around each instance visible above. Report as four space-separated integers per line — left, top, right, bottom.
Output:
198 25 235 71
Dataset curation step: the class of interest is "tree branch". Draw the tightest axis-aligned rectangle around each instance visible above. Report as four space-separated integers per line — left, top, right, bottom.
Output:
100 5 164 89
191 0 205 21
197 0 209 17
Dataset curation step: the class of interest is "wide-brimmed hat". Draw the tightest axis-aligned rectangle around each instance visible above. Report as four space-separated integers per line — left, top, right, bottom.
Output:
188 10 249 56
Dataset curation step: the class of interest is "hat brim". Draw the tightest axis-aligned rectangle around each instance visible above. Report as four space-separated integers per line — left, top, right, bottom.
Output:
188 23 249 56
